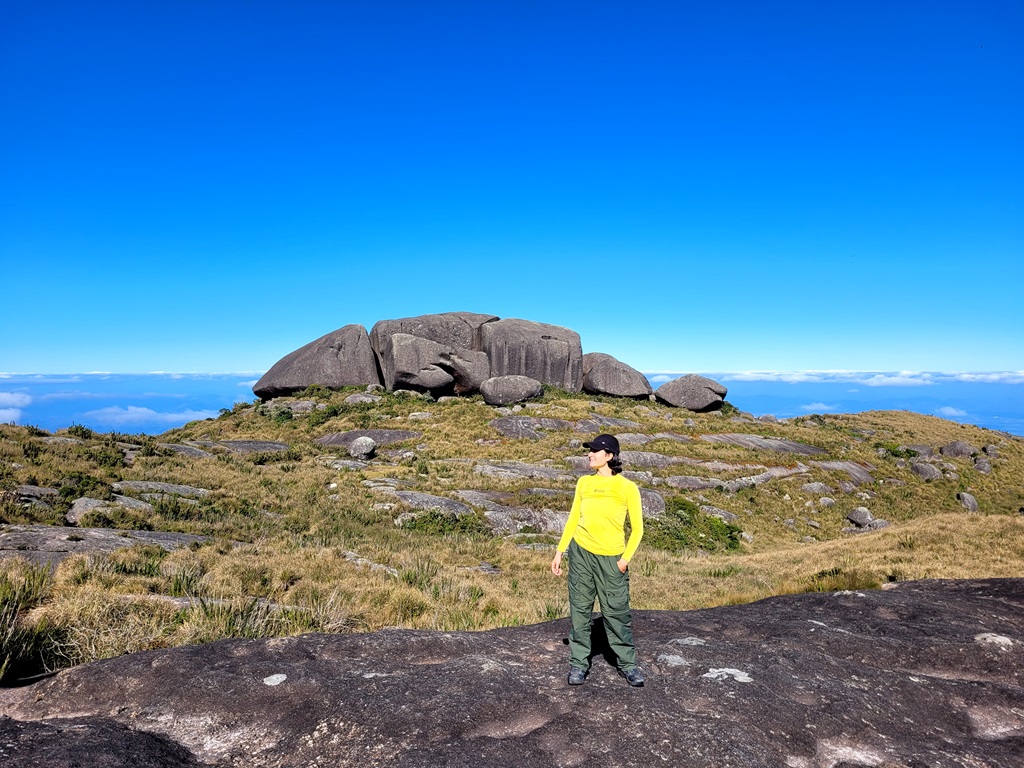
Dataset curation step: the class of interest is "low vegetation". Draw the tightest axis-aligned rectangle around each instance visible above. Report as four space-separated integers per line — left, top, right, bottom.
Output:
1 388 1022 682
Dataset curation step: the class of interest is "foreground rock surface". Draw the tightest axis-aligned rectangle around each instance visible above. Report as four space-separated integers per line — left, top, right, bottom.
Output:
2 579 1022 767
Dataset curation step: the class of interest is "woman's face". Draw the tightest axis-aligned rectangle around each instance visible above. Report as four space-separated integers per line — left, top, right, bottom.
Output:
588 448 612 470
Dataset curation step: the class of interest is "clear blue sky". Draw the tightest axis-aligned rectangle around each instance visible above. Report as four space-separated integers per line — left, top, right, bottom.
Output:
2 1 1021 375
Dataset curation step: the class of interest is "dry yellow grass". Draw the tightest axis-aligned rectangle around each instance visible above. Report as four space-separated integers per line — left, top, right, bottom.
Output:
1 392 1022 676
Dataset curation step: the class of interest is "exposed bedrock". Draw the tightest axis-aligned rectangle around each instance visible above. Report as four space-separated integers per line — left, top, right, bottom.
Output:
2 579 1022 768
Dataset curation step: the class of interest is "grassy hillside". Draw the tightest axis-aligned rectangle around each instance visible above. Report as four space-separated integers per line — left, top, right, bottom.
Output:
2 387 1022 680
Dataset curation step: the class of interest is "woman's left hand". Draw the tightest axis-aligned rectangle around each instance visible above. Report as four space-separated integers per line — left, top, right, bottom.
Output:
616 558 628 573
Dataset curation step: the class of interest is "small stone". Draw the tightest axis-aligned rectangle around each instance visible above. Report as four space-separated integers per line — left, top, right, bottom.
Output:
957 492 979 512
345 393 381 405
911 462 943 481
349 436 377 460
847 507 874 527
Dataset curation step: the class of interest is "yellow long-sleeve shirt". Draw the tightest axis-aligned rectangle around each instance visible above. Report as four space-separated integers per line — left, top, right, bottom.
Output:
557 473 644 562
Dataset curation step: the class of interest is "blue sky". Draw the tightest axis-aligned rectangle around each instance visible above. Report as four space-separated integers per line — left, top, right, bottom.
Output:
2 1 1022 376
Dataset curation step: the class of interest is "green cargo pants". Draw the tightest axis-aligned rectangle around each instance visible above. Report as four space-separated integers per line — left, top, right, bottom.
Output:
567 539 636 671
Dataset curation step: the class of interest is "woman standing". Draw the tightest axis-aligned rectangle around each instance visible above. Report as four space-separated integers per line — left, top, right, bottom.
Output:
550 433 645 686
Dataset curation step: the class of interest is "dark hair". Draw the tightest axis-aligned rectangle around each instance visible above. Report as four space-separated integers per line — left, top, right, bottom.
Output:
608 456 623 475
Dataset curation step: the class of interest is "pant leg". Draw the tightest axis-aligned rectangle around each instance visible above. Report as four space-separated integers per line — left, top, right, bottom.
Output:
595 553 637 670
566 540 597 669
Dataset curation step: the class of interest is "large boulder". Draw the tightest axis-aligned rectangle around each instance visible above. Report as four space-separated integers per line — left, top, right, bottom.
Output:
373 333 490 396
654 374 727 411
369 313 497 395
480 375 544 406
369 312 497 353
480 319 583 392
253 325 381 399
940 440 978 458
581 353 652 398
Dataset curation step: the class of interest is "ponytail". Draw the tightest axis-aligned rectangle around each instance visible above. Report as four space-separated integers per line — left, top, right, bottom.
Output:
608 456 623 475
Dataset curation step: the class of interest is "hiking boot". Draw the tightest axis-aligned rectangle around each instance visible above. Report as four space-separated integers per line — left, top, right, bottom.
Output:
619 667 645 687
567 667 588 685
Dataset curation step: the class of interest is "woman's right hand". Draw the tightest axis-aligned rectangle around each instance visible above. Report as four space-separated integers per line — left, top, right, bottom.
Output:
550 550 564 576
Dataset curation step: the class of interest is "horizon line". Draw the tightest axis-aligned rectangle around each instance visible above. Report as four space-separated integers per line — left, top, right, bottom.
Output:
2 369 1023 378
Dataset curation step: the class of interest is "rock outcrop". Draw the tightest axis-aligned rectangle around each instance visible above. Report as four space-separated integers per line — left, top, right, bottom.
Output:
0 524 210 567
581 352 652 398
480 318 583 392
369 312 496 395
2 579 1022 767
654 374 727 411
253 312 727 410
253 325 382 399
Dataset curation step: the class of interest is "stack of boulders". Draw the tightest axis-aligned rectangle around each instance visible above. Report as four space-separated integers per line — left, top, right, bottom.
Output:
253 311 727 411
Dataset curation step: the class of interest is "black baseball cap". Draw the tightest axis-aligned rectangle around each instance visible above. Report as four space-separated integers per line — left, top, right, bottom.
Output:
584 434 620 455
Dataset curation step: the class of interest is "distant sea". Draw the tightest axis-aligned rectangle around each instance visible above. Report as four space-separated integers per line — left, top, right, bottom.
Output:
1 371 1022 438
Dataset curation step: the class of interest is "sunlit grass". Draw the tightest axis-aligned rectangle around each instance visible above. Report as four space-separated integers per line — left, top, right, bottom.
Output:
0 393 1021 680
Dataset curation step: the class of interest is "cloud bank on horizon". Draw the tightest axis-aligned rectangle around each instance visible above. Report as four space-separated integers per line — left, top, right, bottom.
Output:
647 371 1024 386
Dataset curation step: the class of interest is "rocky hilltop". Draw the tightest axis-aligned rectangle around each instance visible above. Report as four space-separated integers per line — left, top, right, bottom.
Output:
252 311 727 410
2 578 1022 767
2 360 1023 768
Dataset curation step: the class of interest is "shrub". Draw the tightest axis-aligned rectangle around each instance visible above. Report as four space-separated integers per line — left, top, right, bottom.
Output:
20 440 42 463
79 506 153 531
299 384 333 400
399 557 440 590
805 566 880 593
86 444 126 469
874 441 916 459
107 545 167 577
1 562 55 682
643 497 743 553
40 589 181 668
305 404 341 429
67 424 95 439
0 495 64 526
59 472 113 502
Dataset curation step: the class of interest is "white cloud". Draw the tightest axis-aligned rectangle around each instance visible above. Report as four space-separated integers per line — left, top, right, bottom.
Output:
719 371 825 383
82 406 219 425
0 375 85 384
936 406 967 417
799 402 838 412
238 379 259 388
943 372 1024 384
856 373 934 387
39 391 108 401
653 370 1024 387
0 408 22 422
0 392 32 407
